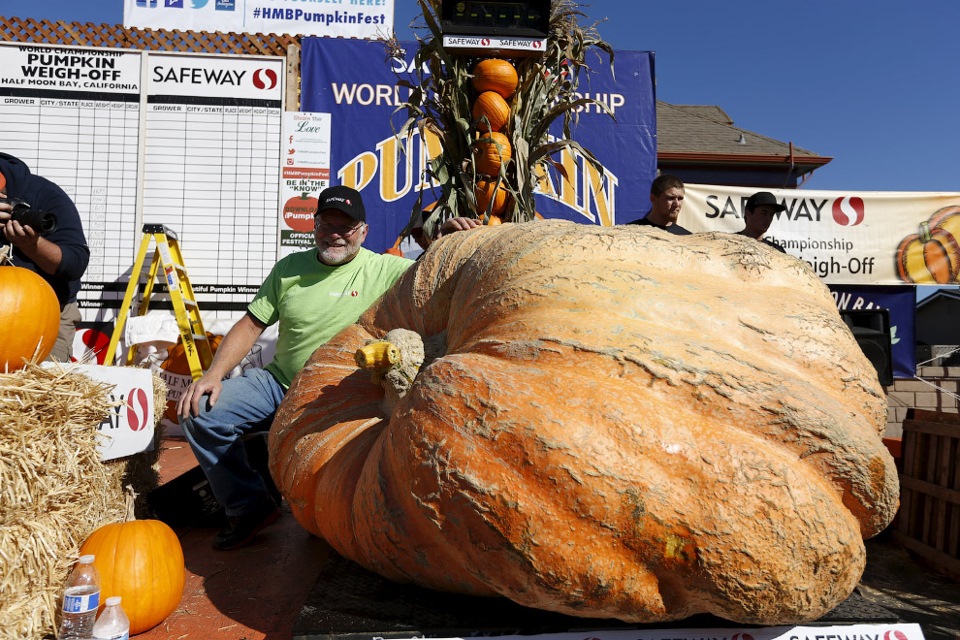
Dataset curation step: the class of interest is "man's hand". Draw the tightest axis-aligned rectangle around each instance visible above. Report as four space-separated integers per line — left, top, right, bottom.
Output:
1 216 40 251
435 216 483 239
178 374 223 420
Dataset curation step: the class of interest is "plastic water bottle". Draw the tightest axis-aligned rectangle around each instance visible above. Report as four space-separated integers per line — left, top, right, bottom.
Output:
58 554 101 639
92 596 131 640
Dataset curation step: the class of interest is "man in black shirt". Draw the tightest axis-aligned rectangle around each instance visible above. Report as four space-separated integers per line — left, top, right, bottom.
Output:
738 191 786 252
627 174 690 235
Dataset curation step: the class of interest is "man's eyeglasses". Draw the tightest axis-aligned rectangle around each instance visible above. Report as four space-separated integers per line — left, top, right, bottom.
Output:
314 220 365 237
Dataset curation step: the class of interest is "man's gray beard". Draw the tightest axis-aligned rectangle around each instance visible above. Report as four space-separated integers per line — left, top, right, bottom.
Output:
318 245 359 265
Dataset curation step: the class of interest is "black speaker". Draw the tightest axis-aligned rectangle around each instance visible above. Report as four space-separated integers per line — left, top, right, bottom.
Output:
840 309 893 386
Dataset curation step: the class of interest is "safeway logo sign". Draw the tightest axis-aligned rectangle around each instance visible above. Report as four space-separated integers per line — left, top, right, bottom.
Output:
833 196 866 226
253 68 278 90
44 364 157 461
125 387 151 432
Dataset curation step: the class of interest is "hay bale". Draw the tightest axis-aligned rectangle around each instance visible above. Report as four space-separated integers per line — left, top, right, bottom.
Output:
0 362 167 640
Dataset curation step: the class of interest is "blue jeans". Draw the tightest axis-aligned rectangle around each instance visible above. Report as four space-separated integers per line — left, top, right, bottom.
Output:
180 368 286 517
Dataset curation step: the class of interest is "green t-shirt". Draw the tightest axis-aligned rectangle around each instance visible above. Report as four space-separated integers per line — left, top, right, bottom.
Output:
248 247 412 389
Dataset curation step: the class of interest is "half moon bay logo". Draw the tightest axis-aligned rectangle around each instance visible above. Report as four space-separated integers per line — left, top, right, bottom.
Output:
832 195 865 226
253 68 278 90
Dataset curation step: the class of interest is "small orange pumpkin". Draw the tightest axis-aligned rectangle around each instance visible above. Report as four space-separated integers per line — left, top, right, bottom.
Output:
474 179 508 216
896 221 960 284
80 495 185 635
472 132 511 176
472 58 518 98
0 264 60 371
472 91 510 133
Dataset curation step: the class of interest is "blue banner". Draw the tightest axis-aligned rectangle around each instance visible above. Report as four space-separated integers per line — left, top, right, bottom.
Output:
300 37 656 253
829 285 917 379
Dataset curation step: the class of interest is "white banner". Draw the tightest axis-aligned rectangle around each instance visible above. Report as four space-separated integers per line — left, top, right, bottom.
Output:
391 623 926 640
123 0 394 40
681 184 960 285
279 111 331 258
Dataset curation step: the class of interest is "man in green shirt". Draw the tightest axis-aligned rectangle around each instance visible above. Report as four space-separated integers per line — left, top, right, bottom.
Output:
178 185 478 550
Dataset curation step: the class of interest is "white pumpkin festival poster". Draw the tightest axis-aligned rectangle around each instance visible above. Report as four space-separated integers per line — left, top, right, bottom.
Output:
279 111 331 259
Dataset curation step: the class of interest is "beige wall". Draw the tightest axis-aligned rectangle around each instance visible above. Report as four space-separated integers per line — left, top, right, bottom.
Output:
885 366 960 438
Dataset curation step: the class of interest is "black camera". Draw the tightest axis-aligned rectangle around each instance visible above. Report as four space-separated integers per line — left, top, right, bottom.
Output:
0 197 57 234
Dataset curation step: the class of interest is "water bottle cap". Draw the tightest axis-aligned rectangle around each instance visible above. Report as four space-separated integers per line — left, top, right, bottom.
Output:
106 596 122 606
79 554 95 564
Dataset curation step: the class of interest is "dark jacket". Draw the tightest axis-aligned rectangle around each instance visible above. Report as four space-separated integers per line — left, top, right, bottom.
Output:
0 152 89 305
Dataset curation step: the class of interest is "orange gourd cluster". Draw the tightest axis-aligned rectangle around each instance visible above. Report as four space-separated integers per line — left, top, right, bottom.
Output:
896 205 960 283
470 59 517 222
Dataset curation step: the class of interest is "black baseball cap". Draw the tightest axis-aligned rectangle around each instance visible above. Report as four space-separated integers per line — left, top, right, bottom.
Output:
315 185 366 222
745 191 786 212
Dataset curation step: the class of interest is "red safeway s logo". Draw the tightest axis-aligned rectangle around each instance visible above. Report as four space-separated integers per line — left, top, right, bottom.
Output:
252 68 278 90
884 632 909 640
481 38 491 46
125 387 150 432
832 196 865 226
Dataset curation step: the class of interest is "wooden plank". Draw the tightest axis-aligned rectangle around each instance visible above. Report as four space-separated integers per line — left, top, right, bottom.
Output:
950 437 960 558
899 421 921 538
899 477 960 508
893 530 960 581
908 407 960 427
936 433 953 552
902 419 960 439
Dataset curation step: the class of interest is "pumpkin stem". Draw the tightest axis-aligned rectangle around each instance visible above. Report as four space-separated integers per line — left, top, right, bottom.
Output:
123 484 139 523
355 341 401 372
357 328 439 414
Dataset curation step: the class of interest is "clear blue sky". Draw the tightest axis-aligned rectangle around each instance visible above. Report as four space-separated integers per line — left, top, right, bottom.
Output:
1 0 959 194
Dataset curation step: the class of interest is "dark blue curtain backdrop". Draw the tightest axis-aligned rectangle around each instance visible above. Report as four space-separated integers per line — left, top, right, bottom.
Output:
829 285 917 379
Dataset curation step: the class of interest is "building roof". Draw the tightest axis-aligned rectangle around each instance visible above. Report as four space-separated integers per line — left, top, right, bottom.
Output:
656 102 832 187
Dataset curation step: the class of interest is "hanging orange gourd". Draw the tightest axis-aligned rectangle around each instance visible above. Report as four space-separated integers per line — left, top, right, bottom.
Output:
474 179 508 217
0 260 60 371
472 58 518 99
473 132 511 176
79 493 186 635
472 91 510 133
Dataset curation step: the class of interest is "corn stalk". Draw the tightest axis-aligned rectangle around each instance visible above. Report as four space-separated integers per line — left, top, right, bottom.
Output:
386 0 614 235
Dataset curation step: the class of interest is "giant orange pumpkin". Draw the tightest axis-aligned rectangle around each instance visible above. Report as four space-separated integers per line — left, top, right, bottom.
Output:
270 222 898 626
472 132 511 176
472 58 518 99
80 503 185 635
0 265 60 371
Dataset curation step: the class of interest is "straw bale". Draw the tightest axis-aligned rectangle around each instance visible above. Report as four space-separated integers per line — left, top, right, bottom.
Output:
0 362 167 640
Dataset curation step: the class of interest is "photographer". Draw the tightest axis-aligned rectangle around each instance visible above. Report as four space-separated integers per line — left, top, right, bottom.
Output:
0 152 89 362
